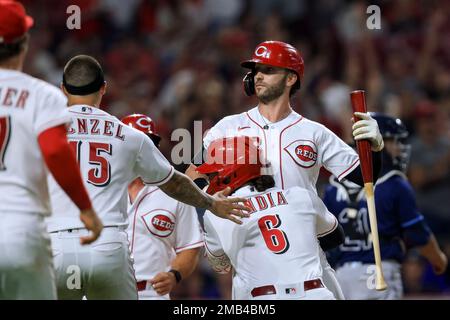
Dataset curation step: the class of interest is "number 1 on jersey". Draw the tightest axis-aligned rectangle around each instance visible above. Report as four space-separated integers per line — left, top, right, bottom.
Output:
258 214 290 254
0 116 11 171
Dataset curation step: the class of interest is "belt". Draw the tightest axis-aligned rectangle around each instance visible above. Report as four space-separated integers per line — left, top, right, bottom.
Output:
137 281 148 291
50 226 119 234
250 278 324 298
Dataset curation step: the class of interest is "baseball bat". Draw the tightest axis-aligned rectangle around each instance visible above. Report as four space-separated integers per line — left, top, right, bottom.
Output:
350 90 387 291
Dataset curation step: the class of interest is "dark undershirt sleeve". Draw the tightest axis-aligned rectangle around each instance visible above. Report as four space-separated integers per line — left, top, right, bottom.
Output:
344 151 382 186
319 223 345 251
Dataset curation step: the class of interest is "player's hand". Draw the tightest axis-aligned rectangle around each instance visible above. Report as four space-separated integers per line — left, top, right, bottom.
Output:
432 251 448 275
352 112 384 152
150 272 177 295
210 187 251 225
79 208 103 245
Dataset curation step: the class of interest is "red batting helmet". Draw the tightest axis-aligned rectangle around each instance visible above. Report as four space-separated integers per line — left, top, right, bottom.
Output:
196 136 266 195
121 114 161 147
241 40 304 80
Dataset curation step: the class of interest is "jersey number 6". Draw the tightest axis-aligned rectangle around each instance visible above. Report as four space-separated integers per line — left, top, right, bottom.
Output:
258 214 290 254
69 140 112 187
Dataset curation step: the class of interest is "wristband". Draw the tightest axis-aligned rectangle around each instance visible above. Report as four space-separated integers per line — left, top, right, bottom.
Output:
169 269 182 283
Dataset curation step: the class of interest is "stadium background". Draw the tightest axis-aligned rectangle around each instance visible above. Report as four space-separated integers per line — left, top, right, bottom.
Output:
20 0 450 299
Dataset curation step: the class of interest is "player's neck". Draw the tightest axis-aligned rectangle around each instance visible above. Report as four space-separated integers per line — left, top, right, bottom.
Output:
257 97 292 123
128 178 145 204
67 96 101 108
0 55 24 71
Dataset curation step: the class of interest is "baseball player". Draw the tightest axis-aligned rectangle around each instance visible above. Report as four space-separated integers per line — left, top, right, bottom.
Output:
186 40 385 299
201 136 338 300
323 113 448 299
46 55 250 300
0 1 102 300
122 114 203 300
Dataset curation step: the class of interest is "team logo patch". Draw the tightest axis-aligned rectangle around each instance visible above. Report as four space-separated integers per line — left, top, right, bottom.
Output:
141 210 176 238
81 106 93 113
135 117 153 130
255 45 271 59
285 287 297 294
284 140 318 168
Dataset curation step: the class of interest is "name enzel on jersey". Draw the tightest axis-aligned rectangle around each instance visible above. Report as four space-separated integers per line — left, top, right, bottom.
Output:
243 190 288 214
68 117 125 140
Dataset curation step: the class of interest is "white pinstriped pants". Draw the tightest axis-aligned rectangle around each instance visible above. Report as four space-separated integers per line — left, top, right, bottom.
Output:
0 212 56 300
50 227 138 300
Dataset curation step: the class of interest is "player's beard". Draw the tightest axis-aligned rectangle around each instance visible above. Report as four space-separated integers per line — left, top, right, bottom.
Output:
256 74 288 104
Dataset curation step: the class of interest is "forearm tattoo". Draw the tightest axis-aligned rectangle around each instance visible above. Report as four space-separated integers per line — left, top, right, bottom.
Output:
160 171 213 210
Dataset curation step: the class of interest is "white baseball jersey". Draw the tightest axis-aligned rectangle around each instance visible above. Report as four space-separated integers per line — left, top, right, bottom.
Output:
0 69 70 215
127 185 203 298
204 185 338 288
47 104 174 232
203 106 359 192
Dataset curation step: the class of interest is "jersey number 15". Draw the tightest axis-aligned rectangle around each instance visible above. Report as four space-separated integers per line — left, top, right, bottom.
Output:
70 140 112 187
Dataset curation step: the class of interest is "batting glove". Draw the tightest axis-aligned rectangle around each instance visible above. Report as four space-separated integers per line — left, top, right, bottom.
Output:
352 112 384 152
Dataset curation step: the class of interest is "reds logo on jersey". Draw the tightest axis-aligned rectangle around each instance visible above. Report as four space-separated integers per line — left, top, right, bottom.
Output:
141 210 176 238
284 140 318 168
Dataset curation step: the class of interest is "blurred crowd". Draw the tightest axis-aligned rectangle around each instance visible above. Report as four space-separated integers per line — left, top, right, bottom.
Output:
21 0 450 298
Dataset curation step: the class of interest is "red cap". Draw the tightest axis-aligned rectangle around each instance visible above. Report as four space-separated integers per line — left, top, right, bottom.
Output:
241 40 304 79
0 1 34 44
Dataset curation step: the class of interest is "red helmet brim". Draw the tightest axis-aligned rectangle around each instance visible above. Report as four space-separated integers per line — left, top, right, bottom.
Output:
241 59 258 69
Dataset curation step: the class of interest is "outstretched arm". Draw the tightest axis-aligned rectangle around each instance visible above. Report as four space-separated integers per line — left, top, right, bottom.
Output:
159 170 250 224
160 170 214 210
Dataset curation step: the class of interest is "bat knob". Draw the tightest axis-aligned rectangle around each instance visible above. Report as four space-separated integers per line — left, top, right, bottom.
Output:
375 270 388 291
376 283 388 291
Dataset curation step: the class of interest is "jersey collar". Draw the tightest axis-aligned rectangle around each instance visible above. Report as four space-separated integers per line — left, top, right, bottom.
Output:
246 106 301 130
68 104 111 117
0 68 24 78
375 170 407 186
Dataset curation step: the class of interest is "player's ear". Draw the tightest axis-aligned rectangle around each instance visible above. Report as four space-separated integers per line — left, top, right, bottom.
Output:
100 81 107 96
60 84 69 98
286 72 297 87
20 34 30 56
